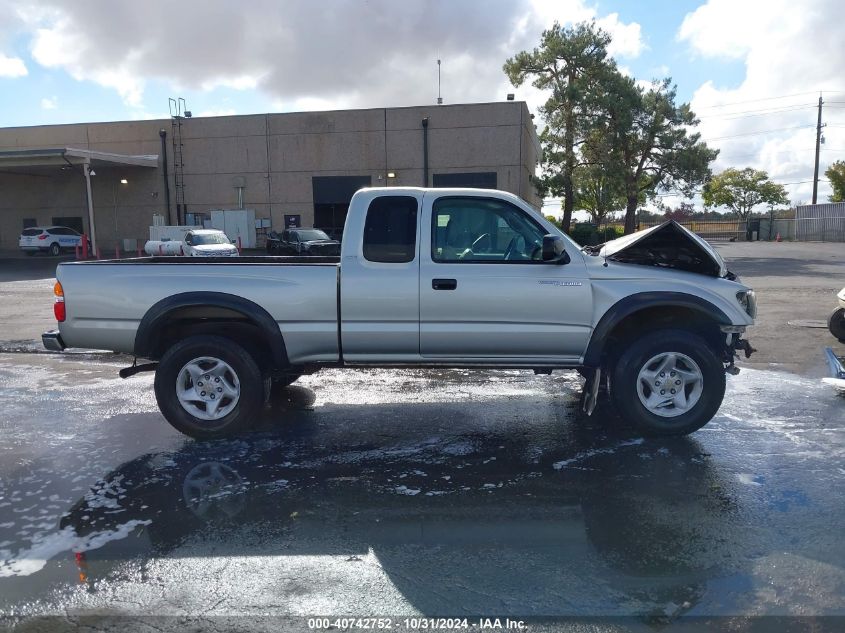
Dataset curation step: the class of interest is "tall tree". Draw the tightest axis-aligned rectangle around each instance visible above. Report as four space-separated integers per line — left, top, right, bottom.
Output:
573 162 626 224
826 160 845 202
504 22 613 232
593 76 718 234
703 167 789 219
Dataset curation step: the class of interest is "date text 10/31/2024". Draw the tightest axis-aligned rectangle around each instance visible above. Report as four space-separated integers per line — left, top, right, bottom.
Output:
307 617 527 630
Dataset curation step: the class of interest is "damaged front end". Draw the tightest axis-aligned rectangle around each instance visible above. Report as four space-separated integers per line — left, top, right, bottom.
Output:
720 325 756 375
585 220 733 279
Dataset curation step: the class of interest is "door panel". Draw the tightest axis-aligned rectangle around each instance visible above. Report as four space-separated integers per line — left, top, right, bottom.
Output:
419 195 592 360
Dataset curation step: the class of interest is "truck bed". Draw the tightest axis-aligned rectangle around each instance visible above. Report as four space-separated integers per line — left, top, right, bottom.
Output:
56 257 341 363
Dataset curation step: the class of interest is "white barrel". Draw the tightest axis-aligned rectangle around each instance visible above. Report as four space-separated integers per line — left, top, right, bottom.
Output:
144 240 184 256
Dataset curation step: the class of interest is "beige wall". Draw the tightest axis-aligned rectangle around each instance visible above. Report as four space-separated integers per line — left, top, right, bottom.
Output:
0 102 540 249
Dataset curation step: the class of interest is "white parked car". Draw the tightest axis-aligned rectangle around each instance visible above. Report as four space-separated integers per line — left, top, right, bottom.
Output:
19 226 87 256
144 229 239 257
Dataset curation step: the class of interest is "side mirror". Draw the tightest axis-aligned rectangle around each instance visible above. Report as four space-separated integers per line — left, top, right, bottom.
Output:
542 234 569 264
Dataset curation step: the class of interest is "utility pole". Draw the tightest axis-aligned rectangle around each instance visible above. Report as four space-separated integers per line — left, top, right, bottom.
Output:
812 94 823 204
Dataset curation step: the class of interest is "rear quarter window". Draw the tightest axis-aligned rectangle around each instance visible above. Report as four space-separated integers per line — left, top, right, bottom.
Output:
363 196 418 263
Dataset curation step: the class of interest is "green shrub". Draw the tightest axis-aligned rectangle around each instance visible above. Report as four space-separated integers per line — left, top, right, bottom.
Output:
569 223 623 246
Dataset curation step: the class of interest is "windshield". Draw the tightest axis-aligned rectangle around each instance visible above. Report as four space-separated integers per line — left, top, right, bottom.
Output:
295 229 331 241
191 233 231 246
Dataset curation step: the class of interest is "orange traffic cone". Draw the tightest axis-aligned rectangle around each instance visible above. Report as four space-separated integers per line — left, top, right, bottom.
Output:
775 232 782 242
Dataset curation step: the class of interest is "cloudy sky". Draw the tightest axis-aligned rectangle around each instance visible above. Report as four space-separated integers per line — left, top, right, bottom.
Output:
1 0 844 208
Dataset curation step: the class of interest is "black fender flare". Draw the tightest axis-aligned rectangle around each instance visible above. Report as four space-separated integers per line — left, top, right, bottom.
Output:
583 291 731 367
134 291 289 367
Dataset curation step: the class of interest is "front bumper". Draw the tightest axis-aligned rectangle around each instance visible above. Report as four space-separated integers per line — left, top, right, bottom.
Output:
42 330 66 352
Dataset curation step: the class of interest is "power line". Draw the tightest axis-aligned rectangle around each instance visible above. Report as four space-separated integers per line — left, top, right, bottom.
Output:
694 91 839 111
697 104 815 120
704 125 815 141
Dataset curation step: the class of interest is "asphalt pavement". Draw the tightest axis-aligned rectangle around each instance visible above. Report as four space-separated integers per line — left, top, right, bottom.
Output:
0 244 843 631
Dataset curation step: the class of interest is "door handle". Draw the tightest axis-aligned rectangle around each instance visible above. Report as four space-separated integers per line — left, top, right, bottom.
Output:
432 278 457 290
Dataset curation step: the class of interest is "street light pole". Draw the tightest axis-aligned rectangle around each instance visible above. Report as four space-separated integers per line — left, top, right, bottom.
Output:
83 162 97 252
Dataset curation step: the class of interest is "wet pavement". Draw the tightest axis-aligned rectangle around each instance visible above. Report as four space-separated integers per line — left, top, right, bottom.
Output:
0 350 844 630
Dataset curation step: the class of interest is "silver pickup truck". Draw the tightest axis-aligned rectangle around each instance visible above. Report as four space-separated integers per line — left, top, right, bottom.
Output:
43 187 756 439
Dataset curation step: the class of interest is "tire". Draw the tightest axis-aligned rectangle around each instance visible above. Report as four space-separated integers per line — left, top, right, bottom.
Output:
610 329 726 436
829 307 845 343
49 242 61 256
154 335 264 439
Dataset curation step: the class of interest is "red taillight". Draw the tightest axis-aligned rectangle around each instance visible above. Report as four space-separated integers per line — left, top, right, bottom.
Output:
54 281 65 322
38 234 48 240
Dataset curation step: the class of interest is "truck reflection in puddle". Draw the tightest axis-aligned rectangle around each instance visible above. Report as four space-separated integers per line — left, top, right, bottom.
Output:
59 385 738 619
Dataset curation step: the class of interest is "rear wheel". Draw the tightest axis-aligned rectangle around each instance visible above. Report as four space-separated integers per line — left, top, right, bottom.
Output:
829 307 845 342
49 242 61 256
154 335 264 439
610 329 726 436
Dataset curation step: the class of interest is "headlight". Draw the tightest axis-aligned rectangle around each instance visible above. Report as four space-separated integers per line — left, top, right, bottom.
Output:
736 290 757 319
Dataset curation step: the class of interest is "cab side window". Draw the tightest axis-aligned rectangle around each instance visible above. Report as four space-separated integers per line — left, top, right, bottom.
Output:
363 196 418 263
432 197 546 263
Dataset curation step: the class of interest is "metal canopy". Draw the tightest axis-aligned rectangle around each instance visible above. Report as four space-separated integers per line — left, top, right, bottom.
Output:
0 148 159 251
0 147 158 170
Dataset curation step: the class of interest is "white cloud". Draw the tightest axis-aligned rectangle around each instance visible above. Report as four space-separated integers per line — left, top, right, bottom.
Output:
200 75 262 92
529 1 644 58
4 0 641 114
679 0 845 205
40 95 56 109
0 52 27 77
597 13 644 58
28 17 145 106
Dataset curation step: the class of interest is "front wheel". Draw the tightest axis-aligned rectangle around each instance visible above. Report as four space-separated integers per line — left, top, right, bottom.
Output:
154 335 264 439
610 329 726 436
829 307 845 342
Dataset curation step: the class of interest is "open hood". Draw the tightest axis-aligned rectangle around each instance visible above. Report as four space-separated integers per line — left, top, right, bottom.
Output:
587 220 729 278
